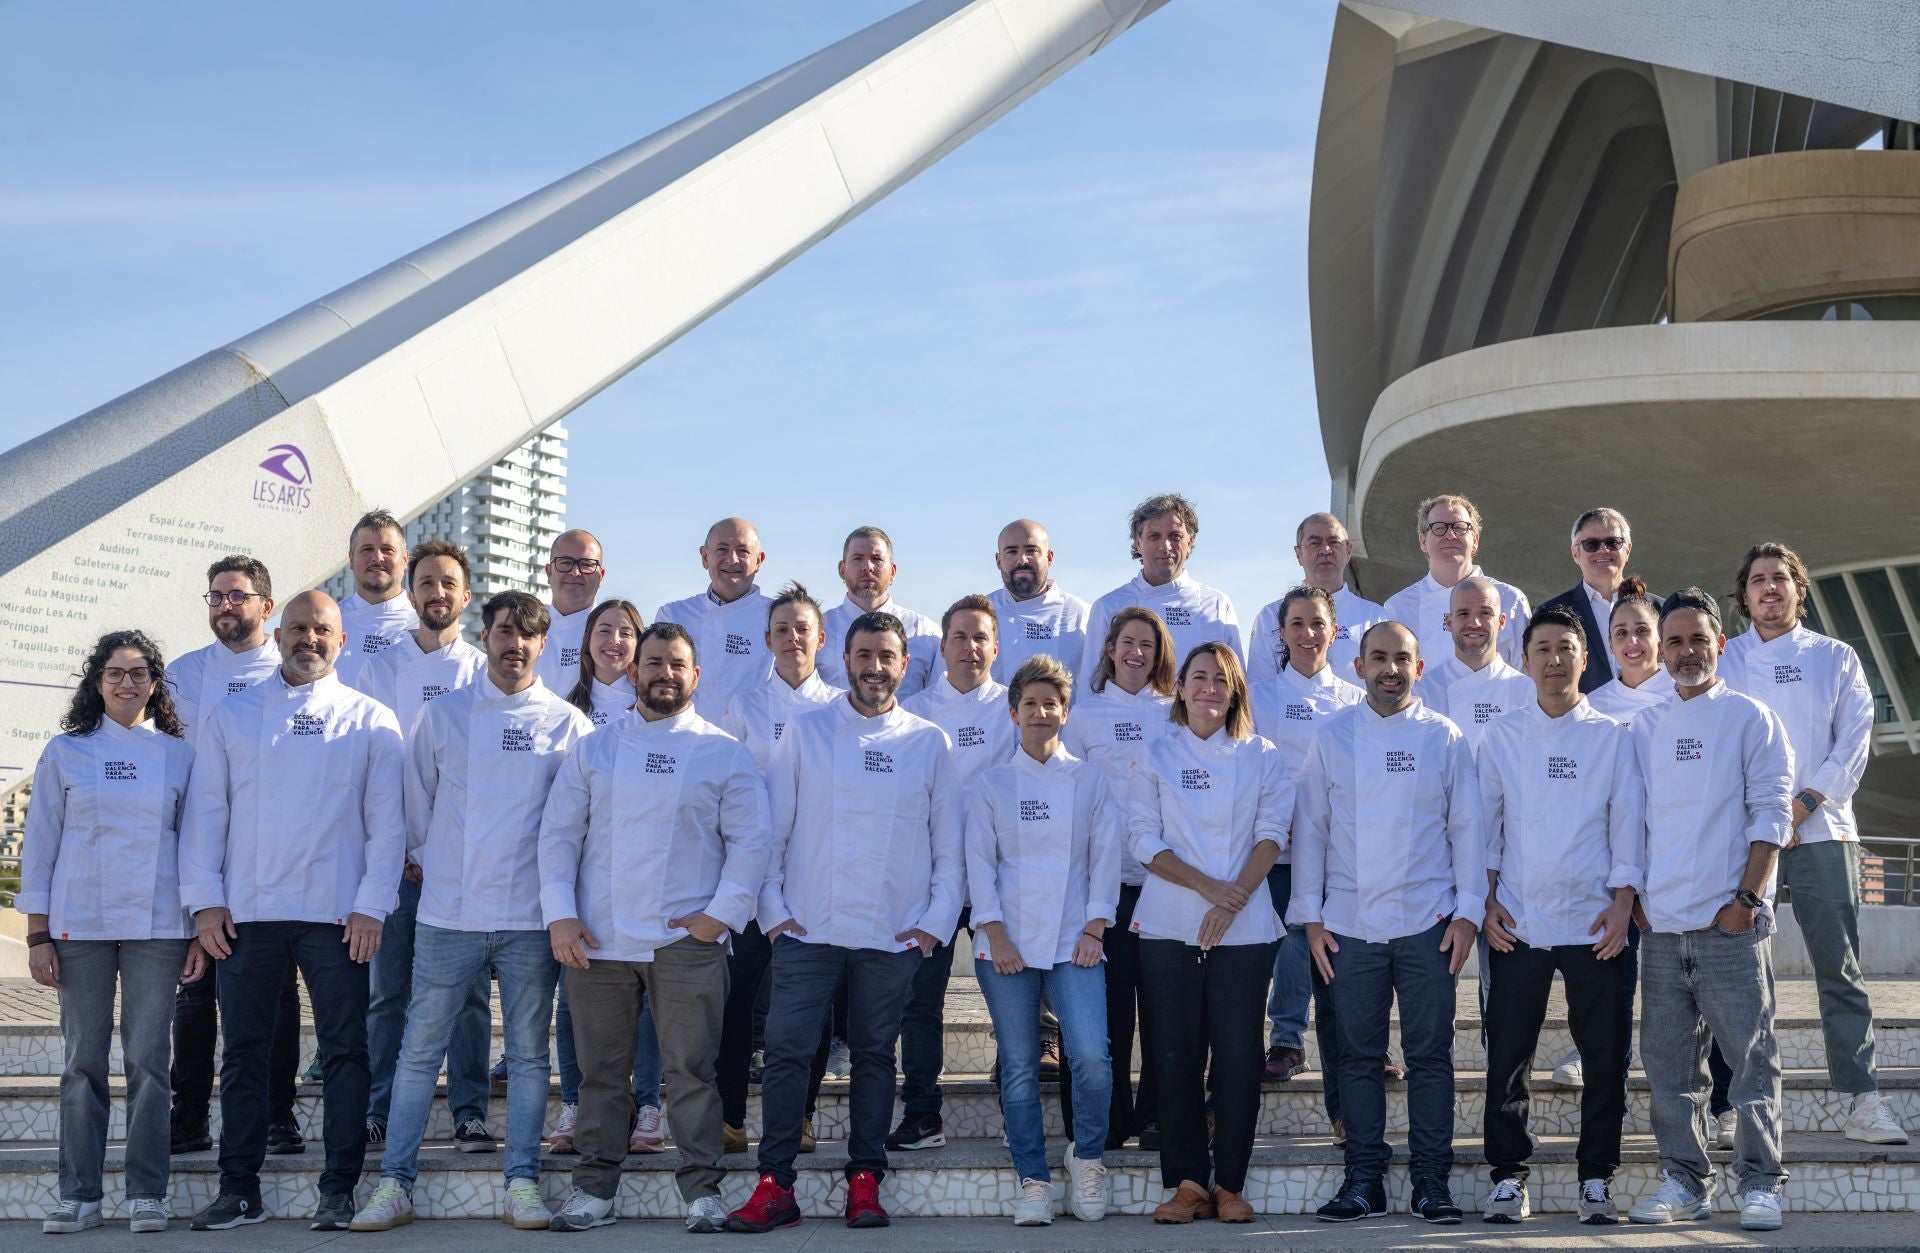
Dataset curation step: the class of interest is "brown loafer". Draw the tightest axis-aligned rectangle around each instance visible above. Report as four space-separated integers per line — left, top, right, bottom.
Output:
1153 1180 1216 1224
1214 1187 1255 1222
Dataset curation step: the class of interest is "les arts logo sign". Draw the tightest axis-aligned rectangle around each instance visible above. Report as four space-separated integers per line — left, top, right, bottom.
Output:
253 443 315 513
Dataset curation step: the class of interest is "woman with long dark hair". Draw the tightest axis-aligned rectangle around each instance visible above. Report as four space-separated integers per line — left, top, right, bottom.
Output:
19 631 205 1233
564 599 644 727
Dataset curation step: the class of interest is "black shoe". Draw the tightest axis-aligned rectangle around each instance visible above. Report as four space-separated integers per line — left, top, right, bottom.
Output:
989 1057 1000 1087
1134 1122 1160 1150
454 1117 498 1152
266 1121 304 1155
884 1110 945 1151
489 1056 509 1094
309 1192 354 1232
192 1195 268 1231
1037 1033 1061 1082
365 1117 387 1145
1411 1177 1463 1224
170 1114 212 1155
1315 1176 1385 1223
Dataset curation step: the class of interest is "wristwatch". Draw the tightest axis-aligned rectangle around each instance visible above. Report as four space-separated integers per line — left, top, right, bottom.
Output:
1794 789 1821 812
1734 889 1764 910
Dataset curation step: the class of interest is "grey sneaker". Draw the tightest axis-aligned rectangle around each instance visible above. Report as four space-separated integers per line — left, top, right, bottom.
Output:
685 1194 728 1234
310 1191 355 1232
1715 1108 1737 1149
504 1179 553 1230
128 1197 170 1234
348 1180 414 1231
1629 1172 1711 1224
824 1036 851 1080
1482 1177 1528 1224
43 1199 103 1234
1578 1177 1618 1225
1063 1144 1107 1221
1012 1178 1053 1226
548 1188 615 1232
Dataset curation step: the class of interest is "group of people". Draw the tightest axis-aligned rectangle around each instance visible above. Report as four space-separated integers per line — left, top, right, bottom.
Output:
18 489 1905 1238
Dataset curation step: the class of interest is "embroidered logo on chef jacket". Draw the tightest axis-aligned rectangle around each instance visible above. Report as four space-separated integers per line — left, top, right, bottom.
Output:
726 633 752 656
1468 701 1505 725
589 709 614 727
1674 736 1704 763
558 645 581 670
226 680 251 695
1162 606 1193 627
1285 702 1314 721
863 749 895 774
1334 625 1352 641
1112 720 1144 743
102 760 139 781
645 751 678 774
1022 621 1055 640
1547 755 1579 781
420 684 452 703
1180 768 1212 790
290 713 327 736
1385 749 1416 773
501 728 535 752
361 633 397 657
1771 664 1803 685
1019 799 1053 822
956 725 986 748
772 720 788 742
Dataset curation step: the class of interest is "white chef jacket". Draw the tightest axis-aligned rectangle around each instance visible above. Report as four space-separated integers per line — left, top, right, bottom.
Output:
335 593 419 692
902 675 1017 793
1422 655 1534 759
1061 684 1174 887
654 586 777 719
539 709 771 962
534 602 593 699
1081 572 1243 693
1126 725 1292 947
986 585 1092 685
966 747 1121 968
405 679 593 933
817 595 943 697
179 670 406 924
758 698 964 951
1586 670 1674 726
165 639 281 750
17 720 195 940
1479 700 1646 949
1247 586 1385 685
1721 624 1873 846
1250 665 1364 862
718 669 844 772
359 633 486 741
1632 682 1794 933
582 676 636 729
1289 700 1487 944
1381 568 1532 670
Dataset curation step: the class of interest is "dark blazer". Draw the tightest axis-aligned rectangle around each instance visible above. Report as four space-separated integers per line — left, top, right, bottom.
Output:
1540 583 1636 693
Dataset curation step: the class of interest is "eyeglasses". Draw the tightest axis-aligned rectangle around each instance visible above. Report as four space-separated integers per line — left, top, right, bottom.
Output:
101 666 153 685
204 591 263 607
1423 521 1475 538
550 557 604 575
1578 537 1628 553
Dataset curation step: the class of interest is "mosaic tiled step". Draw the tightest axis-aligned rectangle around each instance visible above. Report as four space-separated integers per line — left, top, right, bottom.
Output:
0 1131 1911 1219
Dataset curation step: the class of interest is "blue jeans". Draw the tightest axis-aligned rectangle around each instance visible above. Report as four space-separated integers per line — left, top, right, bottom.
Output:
379 926 559 1188
1265 863 1310 1049
368 877 491 1124
976 958 1110 1181
554 980 662 1109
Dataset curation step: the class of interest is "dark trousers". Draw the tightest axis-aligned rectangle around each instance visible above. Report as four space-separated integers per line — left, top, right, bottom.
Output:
215 922 370 1199
897 908 968 1118
1709 1040 1734 1116
1137 939 1267 1193
757 939 918 1188
1484 939 1629 1182
1329 920 1457 1185
717 921 772 1127
170 955 300 1129
1064 884 1156 1147
1267 864 1341 1126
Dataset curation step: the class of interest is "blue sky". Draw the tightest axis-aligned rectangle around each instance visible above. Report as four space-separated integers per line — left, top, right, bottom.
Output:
0 1 1335 628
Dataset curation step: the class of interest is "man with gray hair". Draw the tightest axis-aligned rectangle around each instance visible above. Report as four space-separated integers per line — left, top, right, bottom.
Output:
1250 512 1384 683
1541 508 1640 694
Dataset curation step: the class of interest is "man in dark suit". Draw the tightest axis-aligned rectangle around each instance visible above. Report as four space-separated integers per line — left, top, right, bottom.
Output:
1540 508 1637 694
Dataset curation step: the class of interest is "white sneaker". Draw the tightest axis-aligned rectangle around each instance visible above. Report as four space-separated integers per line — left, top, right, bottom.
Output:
1063 1144 1107 1221
1012 1177 1053 1226
1578 1177 1618 1225
548 1188 615 1232
1482 1177 1528 1224
43 1199 103 1234
631 1104 666 1153
1628 1172 1711 1224
1844 1092 1910 1145
348 1180 414 1231
128 1198 170 1233
685 1195 728 1234
1551 1049 1584 1088
1739 1189 1783 1231
1715 1108 1738 1149
503 1179 552 1230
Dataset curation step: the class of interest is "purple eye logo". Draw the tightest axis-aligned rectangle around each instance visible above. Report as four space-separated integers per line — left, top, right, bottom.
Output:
259 444 312 485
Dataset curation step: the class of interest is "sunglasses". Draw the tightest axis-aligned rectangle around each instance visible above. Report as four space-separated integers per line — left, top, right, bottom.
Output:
1578 537 1627 553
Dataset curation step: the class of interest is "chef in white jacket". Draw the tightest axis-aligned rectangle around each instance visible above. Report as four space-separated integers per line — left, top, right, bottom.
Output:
734 611 962 1233
1381 494 1530 668
1248 513 1383 683
166 554 282 747
352 591 593 1233
1290 621 1483 1223
358 539 486 736
817 525 942 695
1081 492 1242 694
20 630 202 1235
654 517 776 718
1625 588 1792 1231
986 518 1091 683
967 654 1121 1224
1722 543 1905 1146
533 530 608 696
1476 604 1645 1224
1420 576 1535 758
176 590 405 1232
539 621 770 1234
333 510 418 692
1125 640 1291 1224
892 594 1015 1152
1586 578 1674 726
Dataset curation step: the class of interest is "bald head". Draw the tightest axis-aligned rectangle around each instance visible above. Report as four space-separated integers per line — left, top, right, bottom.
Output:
701 517 765 603
995 519 1055 601
1444 576 1505 665
277 591 342 685
1356 619 1422 712
547 529 606 615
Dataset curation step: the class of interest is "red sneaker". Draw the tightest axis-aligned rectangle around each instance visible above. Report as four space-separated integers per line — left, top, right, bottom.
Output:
726 1175 801 1233
845 1170 889 1228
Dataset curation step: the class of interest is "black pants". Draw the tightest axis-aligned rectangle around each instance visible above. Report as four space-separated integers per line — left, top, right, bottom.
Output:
1708 1039 1733 1116
1137 938 1266 1193
1484 939 1629 1182
1086 884 1154 1144
898 908 967 1118
170 955 301 1128
717 921 772 1127
215 922 370 1199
